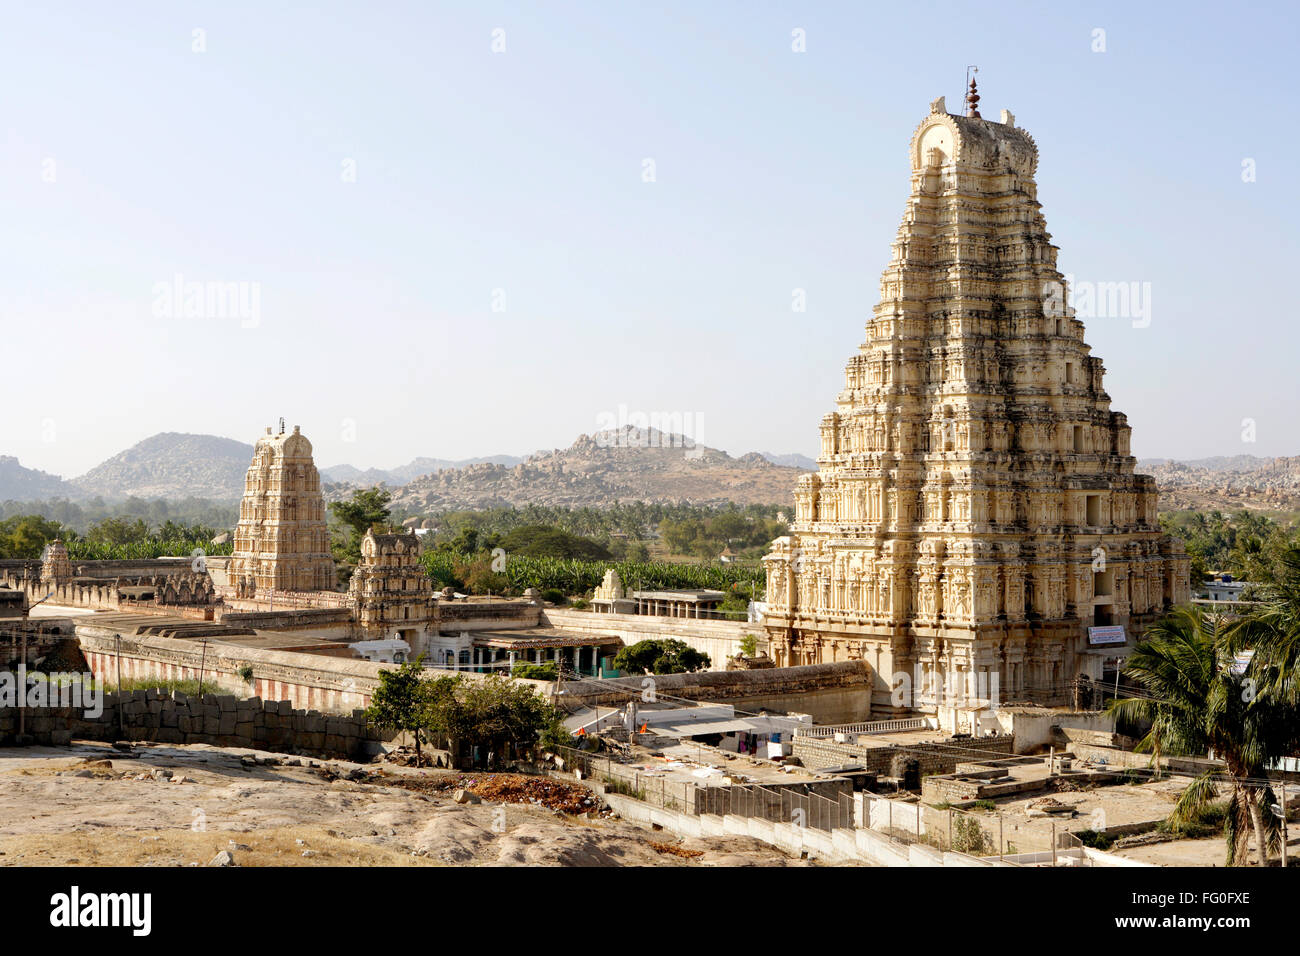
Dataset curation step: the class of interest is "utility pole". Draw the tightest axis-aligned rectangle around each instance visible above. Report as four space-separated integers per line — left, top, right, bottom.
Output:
115 633 124 735
196 639 209 698
1277 784 1290 868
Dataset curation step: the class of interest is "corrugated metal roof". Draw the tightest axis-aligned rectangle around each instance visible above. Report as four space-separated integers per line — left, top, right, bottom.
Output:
646 718 756 737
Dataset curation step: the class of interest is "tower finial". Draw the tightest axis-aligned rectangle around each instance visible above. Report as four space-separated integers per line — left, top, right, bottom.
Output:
965 65 981 118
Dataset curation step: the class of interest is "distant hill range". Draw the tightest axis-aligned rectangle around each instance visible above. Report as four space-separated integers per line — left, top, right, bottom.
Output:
758 451 818 471
0 456 75 500
71 433 255 500
368 427 808 510
6 433 1296 514
320 455 525 486
1137 455 1300 512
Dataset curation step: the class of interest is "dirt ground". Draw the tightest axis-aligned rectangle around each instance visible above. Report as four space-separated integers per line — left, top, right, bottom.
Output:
0 742 812 867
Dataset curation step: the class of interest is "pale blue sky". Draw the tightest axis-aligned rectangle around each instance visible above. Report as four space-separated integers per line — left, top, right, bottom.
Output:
3 1 1297 477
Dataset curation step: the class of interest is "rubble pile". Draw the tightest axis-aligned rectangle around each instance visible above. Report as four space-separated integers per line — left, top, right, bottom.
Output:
457 774 611 817
647 840 704 859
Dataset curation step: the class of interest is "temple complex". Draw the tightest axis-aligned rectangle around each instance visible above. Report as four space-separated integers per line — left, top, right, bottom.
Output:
761 86 1190 729
228 424 336 596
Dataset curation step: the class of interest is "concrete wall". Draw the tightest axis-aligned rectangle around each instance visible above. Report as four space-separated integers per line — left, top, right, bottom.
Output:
543 607 758 669
0 689 389 759
792 734 1016 775
552 660 872 724
597 788 1009 866
992 707 1117 754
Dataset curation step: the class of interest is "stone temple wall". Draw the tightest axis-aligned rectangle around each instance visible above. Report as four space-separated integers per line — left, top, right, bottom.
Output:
0 690 390 760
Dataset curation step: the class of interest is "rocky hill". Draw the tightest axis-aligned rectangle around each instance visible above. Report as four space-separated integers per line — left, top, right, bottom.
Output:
72 433 255 500
1138 456 1300 512
373 427 808 511
321 455 525 486
0 456 75 500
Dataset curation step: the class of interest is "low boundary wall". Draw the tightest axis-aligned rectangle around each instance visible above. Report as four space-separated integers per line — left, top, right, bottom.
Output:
0 689 389 759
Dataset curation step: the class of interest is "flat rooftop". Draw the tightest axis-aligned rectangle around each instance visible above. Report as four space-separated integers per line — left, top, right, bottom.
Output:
472 628 621 650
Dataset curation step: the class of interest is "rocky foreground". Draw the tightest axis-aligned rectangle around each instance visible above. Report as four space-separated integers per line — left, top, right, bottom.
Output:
0 742 812 867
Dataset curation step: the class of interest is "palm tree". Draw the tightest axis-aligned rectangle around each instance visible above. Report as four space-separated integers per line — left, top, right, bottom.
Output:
1109 605 1286 865
1228 546 1300 705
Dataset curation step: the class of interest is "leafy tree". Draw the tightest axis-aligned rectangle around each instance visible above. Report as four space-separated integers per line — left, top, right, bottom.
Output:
613 638 711 675
424 673 569 767
329 488 394 565
512 661 559 681
87 517 150 545
0 514 68 558
1229 546 1300 706
365 659 435 762
330 488 393 537
1109 605 1294 865
498 524 612 560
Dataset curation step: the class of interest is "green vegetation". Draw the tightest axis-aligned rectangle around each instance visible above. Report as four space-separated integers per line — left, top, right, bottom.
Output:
511 661 559 681
0 497 238 536
950 814 995 855
1110 600 1299 866
365 659 435 761
611 639 710 675
0 513 230 560
353 504 780 606
328 488 395 567
1156 801 1229 840
405 503 787 564
1160 509 1300 589
1075 829 1116 850
496 525 612 560
420 550 764 605
658 510 787 561
364 662 570 767
105 677 207 696
0 514 66 558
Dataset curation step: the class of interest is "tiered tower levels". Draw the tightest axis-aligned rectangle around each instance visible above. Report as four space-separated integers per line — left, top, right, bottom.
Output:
229 425 335 594
762 96 1189 725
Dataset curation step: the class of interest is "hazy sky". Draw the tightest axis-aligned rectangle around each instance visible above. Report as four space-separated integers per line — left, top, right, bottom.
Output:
4 1 1297 477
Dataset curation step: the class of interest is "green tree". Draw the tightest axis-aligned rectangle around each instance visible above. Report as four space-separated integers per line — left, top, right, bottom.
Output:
330 488 393 538
1109 605 1293 866
86 517 150 545
329 488 394 564
613 639 711 675
1228 546 1300 705
423 673 569 767
498 524 612 560
365 659 435 762
0 515 67 558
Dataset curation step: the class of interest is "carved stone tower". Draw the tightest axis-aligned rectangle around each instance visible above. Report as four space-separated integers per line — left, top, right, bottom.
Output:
41 539 72 585
348 529 435 649
762 93 1189 728
230 424 335 594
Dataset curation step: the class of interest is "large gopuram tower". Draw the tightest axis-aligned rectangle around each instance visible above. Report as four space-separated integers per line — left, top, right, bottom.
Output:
762 88 1189 729
229 423 335 595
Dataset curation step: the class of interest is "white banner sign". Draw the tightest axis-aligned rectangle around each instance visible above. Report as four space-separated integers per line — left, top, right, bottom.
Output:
1088 625 1127 646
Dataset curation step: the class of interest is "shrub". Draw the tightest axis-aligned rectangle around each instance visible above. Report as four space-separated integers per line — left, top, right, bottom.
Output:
512 662 559 681
951 815 995 855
